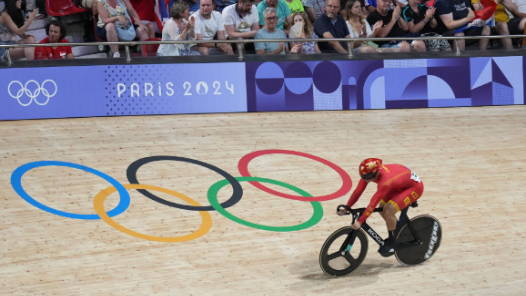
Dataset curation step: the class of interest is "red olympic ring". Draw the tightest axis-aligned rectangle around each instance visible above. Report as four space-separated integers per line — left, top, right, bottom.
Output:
238 149 353 201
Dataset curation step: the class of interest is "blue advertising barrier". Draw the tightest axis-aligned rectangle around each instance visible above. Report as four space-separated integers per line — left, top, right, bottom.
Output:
0 57 524 120
0 62 247 120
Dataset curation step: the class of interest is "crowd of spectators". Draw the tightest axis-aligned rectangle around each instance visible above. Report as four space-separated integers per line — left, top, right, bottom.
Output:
2 0 526 61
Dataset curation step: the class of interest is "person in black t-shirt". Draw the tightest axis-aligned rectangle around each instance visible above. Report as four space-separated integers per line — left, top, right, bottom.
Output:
434 0 490 51
366 0 426 51
402 0 450 51
402 0 436 34
313 0 351 53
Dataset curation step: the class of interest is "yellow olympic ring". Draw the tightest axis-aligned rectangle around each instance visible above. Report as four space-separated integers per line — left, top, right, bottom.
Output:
93 184 212 242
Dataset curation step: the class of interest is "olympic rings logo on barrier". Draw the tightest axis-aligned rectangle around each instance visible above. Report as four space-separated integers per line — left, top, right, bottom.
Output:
8 80 58 106
11 149 353 243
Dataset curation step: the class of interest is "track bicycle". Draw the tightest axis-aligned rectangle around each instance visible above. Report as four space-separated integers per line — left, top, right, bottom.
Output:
319 202 442 277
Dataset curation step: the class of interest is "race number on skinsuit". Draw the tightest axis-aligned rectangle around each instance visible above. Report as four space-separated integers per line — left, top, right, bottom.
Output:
410 170 421 183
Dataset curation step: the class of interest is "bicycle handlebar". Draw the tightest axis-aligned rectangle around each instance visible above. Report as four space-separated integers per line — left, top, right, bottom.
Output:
337 205 384 215
337 204 385 224
337 202 418 224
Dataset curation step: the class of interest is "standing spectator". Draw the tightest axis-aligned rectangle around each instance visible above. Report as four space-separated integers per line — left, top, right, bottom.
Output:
367 0 426 51
344 0 382 53
129 0 157 38
284 0 304 14
257 0 292 33
34 19 74 59
313 0 351 53
255 7 301 53
403 0 450 51
302 0 325 22
193 0 234 54
289 12 321 53
223 0 259 52
96 0 151 57
0 0 37 60
157 1 201 56
434 0 490 51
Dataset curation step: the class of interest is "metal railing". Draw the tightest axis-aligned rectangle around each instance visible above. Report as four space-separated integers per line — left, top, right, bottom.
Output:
1 34 525 66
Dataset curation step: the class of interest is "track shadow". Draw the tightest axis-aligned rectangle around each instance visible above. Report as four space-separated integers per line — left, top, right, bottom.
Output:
288 255 398 289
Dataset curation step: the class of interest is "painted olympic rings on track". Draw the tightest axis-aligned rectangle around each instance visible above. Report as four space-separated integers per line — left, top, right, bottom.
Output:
238 149 353 201
127 156 243 211
11 161 130 220
208 177 323 232
94 184 212 242
11 150 353 242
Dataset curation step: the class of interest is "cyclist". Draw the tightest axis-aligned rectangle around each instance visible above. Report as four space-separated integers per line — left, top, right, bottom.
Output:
337 158 424 255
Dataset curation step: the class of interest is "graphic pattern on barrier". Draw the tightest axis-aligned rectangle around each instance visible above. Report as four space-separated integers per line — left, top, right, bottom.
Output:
0 57 524 120
245 57 524 111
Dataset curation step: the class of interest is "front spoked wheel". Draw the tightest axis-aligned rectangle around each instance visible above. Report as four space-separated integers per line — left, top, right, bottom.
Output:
395 215 442 266
319 227 368 277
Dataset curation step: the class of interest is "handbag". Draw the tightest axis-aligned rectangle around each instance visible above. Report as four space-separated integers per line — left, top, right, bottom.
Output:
113 0 136 41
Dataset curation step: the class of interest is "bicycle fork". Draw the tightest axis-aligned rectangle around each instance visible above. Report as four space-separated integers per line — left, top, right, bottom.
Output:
340 230 358 255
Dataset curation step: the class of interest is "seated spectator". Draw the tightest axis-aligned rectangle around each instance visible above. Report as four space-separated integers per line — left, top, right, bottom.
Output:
284 0 304 14
214 0 237 12
0 0 37 60
22 0 45 19
129 0 157 38
302 0 325 23
393 0 408 9
157 1 201 56
344 0 382 53
257 0 292 34
402 0 450 51
34 19 74 59
473 0 526 49
185 0 200 14
363 0 376 14
510 0 526 16
193 0 234 54
314 0 351 53
96 0 150 57
289 12 321 53
340 0 369 16
223 0 259 52
506 0 526 47
434 0 490 51
367 0 426 51
363 0 406 15
255 7 300 53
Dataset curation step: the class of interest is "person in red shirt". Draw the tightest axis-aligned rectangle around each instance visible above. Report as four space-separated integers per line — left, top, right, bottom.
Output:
129 0 157 38
338 158 424 255
34 19 74 60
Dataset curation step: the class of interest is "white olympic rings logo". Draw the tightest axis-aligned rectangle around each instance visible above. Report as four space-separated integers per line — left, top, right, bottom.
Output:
8 80 58 106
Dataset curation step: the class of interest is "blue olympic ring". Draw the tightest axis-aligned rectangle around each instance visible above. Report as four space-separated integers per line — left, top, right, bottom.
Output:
11 161 130 220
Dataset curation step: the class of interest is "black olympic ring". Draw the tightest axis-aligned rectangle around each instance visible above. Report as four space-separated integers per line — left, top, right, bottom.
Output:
126 156 243 211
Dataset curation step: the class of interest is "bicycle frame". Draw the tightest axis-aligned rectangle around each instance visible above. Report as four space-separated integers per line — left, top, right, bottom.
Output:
338 203 423 253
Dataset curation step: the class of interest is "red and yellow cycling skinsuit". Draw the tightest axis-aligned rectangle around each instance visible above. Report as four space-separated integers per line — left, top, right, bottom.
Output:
346 164 424 224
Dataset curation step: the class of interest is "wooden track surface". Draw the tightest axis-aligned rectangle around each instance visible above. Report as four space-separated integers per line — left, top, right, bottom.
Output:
1 105 525 295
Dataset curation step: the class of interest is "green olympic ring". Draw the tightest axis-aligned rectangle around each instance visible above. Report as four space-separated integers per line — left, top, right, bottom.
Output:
208 176 324 232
